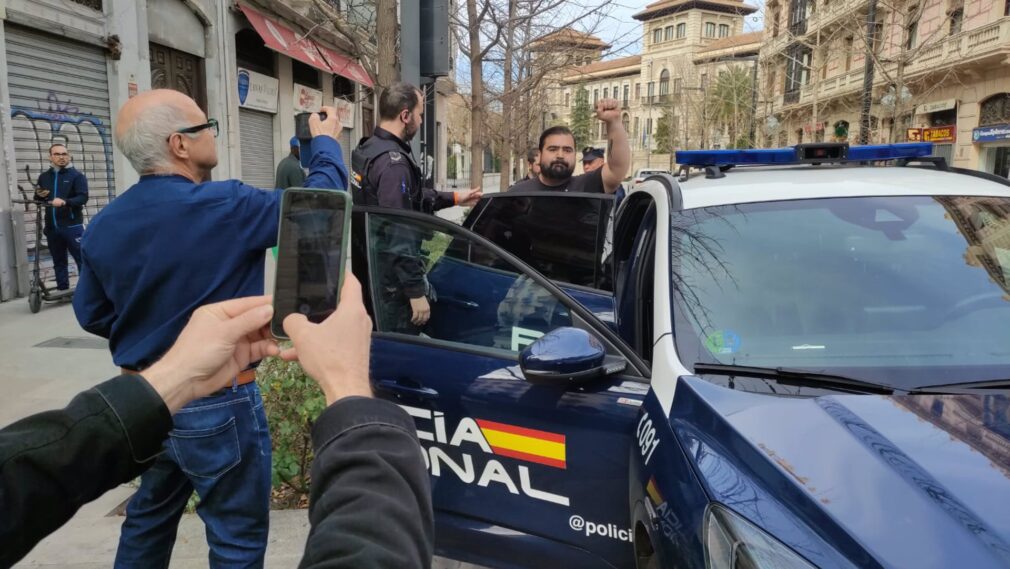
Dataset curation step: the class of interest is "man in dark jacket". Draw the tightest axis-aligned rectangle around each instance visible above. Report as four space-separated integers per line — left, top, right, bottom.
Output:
352 82 481 331
1 275 432 569
275 136 307 189
34 143 88 290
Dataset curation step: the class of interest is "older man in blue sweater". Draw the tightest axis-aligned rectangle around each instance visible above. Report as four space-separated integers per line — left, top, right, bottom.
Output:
72 89 347 568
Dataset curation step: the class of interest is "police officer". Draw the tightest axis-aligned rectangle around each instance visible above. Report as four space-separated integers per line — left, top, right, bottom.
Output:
34 143 88 291
352 82 481 331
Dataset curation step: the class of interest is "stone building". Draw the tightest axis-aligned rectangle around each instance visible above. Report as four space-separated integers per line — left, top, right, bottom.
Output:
757 0 1010 176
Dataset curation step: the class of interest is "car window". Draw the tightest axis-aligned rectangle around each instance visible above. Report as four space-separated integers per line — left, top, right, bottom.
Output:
367 212 573 352
467 194 613 291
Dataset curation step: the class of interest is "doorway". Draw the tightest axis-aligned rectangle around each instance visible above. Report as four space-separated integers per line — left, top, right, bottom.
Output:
150 43 207 111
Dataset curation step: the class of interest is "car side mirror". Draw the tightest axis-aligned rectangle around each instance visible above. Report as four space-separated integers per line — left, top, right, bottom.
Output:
520 327 624 385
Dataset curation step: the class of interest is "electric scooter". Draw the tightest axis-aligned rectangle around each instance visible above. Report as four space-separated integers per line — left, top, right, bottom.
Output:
11 166 74 313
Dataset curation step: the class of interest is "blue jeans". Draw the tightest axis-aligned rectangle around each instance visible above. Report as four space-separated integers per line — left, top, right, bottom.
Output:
115 382 272 569
44 224 83 290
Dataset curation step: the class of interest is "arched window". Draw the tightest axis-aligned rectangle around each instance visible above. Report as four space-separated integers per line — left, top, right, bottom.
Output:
676 23 687 38
659 69 670 96
718 24 730 37
980 93 1010 126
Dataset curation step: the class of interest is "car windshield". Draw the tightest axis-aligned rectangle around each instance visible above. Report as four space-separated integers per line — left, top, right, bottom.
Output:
671 195 1010 390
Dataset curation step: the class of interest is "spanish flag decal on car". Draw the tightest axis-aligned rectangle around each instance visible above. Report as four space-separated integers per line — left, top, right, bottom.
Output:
476 419 567 469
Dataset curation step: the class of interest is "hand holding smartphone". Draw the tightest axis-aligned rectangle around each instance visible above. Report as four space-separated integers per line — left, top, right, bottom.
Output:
272 188 352 339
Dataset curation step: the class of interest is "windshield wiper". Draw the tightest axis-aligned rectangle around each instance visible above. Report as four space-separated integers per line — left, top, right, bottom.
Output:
913 378 1010 394
693 363 897 395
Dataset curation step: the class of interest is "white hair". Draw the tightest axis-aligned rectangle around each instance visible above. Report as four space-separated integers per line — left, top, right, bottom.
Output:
114 102 197 174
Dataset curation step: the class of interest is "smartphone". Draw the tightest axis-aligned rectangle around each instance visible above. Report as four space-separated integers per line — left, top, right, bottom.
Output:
294 112 327 168
271 188 352 339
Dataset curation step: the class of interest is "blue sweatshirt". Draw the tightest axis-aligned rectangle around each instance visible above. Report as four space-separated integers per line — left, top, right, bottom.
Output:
73 136 348 370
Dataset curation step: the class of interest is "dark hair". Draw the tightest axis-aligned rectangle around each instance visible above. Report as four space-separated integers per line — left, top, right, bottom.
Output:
49 143 67 154
526 147 539 164
379 82 422 121
538 125 575 150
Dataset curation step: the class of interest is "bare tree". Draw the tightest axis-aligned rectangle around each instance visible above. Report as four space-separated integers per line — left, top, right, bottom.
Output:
309 0 398 90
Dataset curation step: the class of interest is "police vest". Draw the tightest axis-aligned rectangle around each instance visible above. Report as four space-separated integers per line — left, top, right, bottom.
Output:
351 135 424 211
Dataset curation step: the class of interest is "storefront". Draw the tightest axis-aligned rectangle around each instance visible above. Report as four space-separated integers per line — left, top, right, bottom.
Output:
974 94 1010 180
238 67 280 189
914 98 958 164
4 23 116 290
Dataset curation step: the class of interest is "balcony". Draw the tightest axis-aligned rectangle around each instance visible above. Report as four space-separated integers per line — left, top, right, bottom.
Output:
905 18 1010 77
805 0 870 37
642 94 680 106
761 31 793 60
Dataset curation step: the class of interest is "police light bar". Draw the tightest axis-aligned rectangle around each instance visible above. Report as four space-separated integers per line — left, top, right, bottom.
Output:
676 143 934 168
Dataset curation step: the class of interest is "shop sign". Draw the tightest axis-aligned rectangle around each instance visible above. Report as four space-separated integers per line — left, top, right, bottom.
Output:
973 124 1010 144
237 68 279 113
916 98 957 115
906 128 923 142
294 83 324 113
333 98 356 129
922 125 956 143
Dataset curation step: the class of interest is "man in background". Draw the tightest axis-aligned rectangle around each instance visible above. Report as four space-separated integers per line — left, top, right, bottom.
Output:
275 136 307 189
34 143 88 291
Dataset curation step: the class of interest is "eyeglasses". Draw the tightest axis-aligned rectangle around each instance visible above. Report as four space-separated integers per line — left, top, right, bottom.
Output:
169 118 219 141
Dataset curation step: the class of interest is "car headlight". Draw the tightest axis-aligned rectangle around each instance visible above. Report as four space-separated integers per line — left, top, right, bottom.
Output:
705 505 816 569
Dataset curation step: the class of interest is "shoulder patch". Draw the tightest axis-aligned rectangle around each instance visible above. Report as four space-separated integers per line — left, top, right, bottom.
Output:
389 152 402 162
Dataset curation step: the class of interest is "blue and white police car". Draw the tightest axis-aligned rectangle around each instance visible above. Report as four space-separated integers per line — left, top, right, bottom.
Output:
350 142 1010 569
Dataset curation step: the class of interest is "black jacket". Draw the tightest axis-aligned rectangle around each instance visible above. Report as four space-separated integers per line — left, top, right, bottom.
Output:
35 166 89 229
0 378 433 569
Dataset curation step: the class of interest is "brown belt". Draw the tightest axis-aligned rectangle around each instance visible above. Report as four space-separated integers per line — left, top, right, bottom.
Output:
121 367 257 386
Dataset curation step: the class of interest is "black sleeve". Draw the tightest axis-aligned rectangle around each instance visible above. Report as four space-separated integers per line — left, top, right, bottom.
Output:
425 188 455 211
0 375 172 567
299 397 433 569
33 173 47 202
67 172 89 207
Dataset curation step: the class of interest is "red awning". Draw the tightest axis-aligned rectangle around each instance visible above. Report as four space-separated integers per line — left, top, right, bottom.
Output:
315 43 374 88
240 3 373 87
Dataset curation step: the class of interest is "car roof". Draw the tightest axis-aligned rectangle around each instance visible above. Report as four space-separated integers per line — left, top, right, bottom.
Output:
668 165 1010 209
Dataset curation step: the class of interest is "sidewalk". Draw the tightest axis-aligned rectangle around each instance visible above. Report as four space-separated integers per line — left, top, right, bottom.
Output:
1 299 476 568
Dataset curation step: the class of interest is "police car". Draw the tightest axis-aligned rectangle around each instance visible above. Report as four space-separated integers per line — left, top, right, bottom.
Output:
349 142 1010 569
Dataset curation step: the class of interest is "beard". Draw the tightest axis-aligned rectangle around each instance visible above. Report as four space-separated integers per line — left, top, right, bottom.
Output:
404 120 420 142
539 159 573 181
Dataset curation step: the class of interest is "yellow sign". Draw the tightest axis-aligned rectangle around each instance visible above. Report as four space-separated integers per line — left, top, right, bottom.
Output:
922 126 956 143
906 128 923 142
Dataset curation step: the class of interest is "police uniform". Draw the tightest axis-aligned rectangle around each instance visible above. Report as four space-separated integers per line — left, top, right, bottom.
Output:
351 127 456 333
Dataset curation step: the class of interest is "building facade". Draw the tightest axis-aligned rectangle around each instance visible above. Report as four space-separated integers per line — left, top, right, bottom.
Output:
0 0 374 301
758 0 1010 176
545 0 758 174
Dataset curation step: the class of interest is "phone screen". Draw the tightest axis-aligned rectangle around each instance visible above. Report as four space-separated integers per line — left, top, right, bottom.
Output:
272 189 350 338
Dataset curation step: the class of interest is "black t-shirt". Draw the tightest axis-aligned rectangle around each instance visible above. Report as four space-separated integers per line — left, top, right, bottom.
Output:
508 168 605 193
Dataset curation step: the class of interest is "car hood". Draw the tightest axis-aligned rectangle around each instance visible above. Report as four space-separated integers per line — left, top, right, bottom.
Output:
672 376 1010 569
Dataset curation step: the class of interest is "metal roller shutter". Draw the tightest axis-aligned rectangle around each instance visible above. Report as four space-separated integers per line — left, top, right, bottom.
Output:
340 130 352 168
5 24 115 288
239 108 276 189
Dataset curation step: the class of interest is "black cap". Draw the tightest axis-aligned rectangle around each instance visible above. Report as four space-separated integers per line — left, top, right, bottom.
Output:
582 147 605 162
